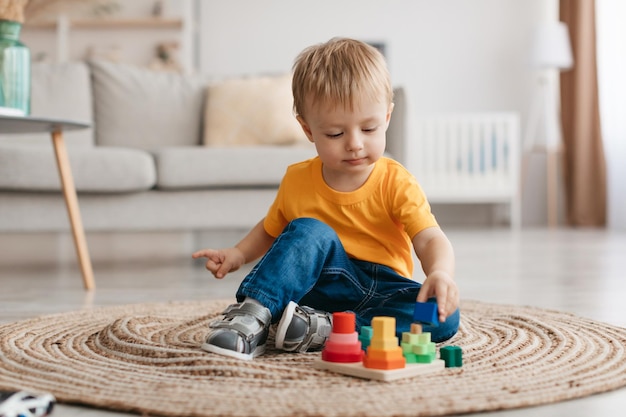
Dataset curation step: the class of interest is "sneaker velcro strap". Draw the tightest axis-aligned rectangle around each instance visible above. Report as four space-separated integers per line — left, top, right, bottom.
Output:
221 302 272 327
209 320 258 342
300 306 331 350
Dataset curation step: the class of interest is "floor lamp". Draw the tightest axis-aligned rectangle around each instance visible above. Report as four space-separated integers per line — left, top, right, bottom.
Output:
523 21 573 227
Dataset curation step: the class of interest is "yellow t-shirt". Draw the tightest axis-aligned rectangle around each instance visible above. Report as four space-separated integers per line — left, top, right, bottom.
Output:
263 156 438 278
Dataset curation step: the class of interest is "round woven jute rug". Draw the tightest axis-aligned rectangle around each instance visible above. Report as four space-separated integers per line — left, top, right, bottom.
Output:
1 299 625 417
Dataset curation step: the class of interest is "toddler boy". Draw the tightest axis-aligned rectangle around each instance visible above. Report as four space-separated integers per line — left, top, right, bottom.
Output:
193 37 460 360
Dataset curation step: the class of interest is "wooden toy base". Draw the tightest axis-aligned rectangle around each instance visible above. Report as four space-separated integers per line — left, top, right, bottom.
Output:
313 358 445 382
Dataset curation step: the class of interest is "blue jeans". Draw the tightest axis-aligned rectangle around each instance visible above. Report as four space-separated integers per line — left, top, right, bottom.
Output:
236 218 459 343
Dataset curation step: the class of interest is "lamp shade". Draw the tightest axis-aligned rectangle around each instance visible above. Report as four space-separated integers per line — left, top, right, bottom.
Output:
530 21 574 70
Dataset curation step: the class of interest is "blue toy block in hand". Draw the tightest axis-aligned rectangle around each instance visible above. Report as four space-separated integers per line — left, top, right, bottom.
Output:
413 302 439 327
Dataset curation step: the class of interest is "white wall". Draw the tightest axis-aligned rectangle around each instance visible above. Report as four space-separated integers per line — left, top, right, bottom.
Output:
199 0 542 115
198 0 548 226
21 0 555 227
597 0 626 231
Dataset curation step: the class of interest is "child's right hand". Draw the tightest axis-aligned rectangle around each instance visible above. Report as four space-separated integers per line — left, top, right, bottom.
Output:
192 247 246 279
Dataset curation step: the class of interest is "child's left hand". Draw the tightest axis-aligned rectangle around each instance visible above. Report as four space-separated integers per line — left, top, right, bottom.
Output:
416 270 459 323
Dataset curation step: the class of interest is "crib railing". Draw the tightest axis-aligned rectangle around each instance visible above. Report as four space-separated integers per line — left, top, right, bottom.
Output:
412 112 521 228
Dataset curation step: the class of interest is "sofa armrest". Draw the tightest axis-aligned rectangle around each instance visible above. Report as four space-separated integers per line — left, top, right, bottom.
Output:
386 87 406 165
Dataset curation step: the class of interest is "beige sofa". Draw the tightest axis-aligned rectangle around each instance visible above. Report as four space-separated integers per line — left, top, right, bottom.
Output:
0 60 406 232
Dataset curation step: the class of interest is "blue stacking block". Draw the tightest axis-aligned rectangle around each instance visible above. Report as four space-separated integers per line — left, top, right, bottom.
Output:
413 302 439 327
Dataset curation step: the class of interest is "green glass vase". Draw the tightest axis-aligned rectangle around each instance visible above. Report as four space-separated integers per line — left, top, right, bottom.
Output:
0 19 30 115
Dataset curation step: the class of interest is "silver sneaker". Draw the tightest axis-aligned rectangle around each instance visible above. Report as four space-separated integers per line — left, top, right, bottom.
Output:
201 302 271 360
275 301 332 352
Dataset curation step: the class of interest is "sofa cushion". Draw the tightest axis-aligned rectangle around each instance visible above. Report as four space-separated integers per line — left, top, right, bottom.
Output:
0 62 94 146
203 74 308 147
152 146 317 189
0 144 156 192
89 60 207 149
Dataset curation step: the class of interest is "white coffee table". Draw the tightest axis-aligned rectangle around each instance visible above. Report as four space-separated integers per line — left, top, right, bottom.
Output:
0 115 95 290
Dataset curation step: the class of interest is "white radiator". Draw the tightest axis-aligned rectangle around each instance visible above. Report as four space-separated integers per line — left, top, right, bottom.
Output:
411 112 521 228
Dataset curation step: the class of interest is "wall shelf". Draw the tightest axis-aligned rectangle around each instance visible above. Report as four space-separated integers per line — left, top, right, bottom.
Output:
22 0 195 72
25 18 183 30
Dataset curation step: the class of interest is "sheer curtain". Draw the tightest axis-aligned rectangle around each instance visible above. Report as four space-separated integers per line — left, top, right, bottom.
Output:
596 0 626 231
559 0 607 227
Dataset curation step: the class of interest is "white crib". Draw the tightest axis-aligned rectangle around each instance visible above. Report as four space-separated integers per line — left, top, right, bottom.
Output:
410 112 521 228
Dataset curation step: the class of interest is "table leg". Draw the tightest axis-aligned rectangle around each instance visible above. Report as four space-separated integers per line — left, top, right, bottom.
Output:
51 130 96 290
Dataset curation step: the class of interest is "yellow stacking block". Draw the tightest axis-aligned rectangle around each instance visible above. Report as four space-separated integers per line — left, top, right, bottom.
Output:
370 338 400 350
364 317 406 370
371 317 396 339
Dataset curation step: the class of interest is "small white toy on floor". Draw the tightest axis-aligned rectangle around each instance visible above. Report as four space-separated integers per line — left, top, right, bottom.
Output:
0 390 55 417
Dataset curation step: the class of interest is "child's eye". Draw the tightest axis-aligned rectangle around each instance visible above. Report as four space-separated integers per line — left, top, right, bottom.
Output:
363 127 377 133
326 132 343 138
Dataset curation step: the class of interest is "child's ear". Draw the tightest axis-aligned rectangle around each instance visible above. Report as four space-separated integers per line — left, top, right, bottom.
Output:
385 102 395 129
296 115 314 142
386 102 395 123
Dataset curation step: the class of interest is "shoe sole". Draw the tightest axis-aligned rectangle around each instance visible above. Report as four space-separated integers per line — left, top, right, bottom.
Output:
201 341 265 361
275 301 298 350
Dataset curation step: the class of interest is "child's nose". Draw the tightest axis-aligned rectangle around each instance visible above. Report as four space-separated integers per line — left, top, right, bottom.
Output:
345 132 364 151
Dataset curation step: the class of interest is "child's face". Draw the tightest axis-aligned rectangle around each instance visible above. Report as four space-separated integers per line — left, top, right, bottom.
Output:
297 96 393 188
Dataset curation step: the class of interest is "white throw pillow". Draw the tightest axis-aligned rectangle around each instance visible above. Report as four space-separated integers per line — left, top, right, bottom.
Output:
203 74 308 147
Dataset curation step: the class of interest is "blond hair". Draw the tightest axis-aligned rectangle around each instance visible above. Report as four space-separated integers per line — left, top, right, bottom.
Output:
292 37 393 118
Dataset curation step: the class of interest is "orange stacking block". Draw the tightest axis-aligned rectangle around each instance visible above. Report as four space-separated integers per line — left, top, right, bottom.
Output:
321 312 364 363
365 348 404 361
363 317 406 370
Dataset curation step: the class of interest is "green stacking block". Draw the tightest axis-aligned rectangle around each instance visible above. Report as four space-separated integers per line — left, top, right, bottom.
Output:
359 326 373 350
440 345 463 368
404 353 418 363
360 326 373 339
401 342 413 354
412 342 436 355
402 332 420 345
414 353 435 363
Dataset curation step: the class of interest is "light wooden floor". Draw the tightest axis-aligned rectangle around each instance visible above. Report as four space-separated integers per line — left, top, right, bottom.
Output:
1 228 625 416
